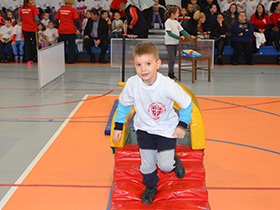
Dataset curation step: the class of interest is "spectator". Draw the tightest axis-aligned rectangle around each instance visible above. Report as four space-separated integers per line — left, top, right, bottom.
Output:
250 4 272 45
152 0 165 28
266 0 278 16
92 0 102 11
191 0 201 13
178 7 191 31
0 10 4 27
44 21 59 46
236 0 246 12
100 0 112 14
246 0 258 21
50 0 64 20
231 12 254 65
119 3 149 38
185 10 207 36
258 0 268 10
7 10 16 27
223 3 239 31
0 17 13 62
186 3 194 18
182 0 191 9
211 13 230 64
84 8 109 63
205 4 217 30
19 0 40 66
36 0 51 19
41 12 50 28
76 0 87 31
112 12 124 37
269 2 280 44
221 0 234 13
12 18 24 62
110 0 127 21
101 10 112 40
200 0 221 13
37 22 46 49
9 0 21 19
55 0 79 64
80 10 90 38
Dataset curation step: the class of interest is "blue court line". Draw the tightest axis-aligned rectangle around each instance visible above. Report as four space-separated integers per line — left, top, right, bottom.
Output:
206 139 280 155
198 97 280 118
106 188 113 210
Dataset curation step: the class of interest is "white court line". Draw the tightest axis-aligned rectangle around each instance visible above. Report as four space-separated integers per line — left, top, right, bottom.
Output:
0 95 89 209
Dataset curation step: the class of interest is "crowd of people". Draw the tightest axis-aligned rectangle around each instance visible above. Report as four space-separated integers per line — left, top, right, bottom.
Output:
0 0 280 65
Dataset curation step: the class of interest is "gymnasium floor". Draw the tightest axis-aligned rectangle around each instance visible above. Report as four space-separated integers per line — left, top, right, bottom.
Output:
0 63 279 209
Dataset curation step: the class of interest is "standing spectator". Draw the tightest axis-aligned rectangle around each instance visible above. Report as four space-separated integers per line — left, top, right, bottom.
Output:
41 12 50 28
19 0 40 65
110 0 127 20
0 17 13 62
83 8 109 63
269 2 280 44
12 18 24 63
231 12 254 65
112 12 124 37
36 0 51 19
205 4 218 30
37 22 46 49
55 0 79 64
50 0 64 20
119 3 149 38
211 13 230 64
250 4 272 45
151 0 165 28
9 0 21 19
44 21 59 46
246 0 258 21
223 3 239 31
164 7 194 79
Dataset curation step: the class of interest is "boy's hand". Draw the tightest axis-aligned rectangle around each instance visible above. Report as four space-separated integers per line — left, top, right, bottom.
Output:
113 130 122 143
172 126 186 139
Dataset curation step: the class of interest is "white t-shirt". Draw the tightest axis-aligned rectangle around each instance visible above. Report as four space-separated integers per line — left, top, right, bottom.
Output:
165 18 183 45
50 0 64 11
41 19 50 27
36 0 49 9
44 28 58 42
12 25 22 41
92 0 102 9
237 0 247 12
100 0 112 10
119 72 192 138
221 2 233 13
246 0 258 21
9 0 21 10
0 25 13 39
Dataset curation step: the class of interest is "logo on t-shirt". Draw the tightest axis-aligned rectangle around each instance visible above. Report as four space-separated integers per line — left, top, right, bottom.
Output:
148 102 166 120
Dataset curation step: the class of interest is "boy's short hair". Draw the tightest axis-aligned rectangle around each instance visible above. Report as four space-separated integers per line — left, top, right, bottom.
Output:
133 42 159 61
4 17 11 22
101 10 108 15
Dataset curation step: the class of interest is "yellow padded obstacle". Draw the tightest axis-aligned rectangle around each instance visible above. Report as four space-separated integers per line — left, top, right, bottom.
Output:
110 82 205 150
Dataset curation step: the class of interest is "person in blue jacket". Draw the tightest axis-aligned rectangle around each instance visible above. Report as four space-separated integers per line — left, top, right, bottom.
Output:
231 11 254 65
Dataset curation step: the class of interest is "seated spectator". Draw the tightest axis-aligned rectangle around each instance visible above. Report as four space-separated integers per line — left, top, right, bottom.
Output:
186 3 194 18
37 22 46 49
11 17 24 62
231 12 254 65
191 0 201 13
178 7 190 31
80 10 90 38
44 21 59 46
211 13 230 64
9 0 21 19
236 0 246 13
205 4 217 30
185 10 207 37
152 0 165 28
101 10 112 40
7 10 16 27
181 0 190 9
200 0 221 13
270 2 280 44
84 8 109 63
36 0 51 19
266 0 278 16
250 4 272 45
246 0 258 21
223 3 239 33
0 17 13 62
112 12 124 38
50 0 64 20
258 0 268 10
221 0 234 13
41 12 50 28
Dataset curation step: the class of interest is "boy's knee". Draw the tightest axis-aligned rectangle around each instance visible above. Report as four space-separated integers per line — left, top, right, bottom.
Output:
158 163 174 172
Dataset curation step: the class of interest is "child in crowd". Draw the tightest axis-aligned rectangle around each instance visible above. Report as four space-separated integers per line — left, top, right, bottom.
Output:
100 0 112 15
237 0 246 12
36 0 51 19
37 22 46 49
0 17 13 62
12 18 24 62
101 10 112 40
246 0 258 21
112 12 123 38
44 21 58 46
80 10 90 38
76 0 87 31
113 41 193 205
191 0 201 13
9 0 21 19
164 7 194 80
0 10 5 27
7 10 16 26
178 7 190 31
152 0 163 28
221 0 235 13
41 12 50 28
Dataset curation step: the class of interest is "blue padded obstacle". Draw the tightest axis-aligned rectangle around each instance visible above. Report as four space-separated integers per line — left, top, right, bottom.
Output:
105 99 119 135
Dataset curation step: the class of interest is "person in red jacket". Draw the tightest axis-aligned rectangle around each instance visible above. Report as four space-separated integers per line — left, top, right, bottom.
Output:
250 4 272 45
55 0 79 64
19 0 40 65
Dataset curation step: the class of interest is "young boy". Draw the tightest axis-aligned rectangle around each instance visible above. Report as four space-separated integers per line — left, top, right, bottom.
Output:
44 21 58 46
11 17 24 62
0 17 13 62
112 12 123 38
41 12 50 28
112 42 193 205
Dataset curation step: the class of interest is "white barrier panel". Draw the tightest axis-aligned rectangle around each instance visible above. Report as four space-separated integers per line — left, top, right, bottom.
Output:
38 42 65 89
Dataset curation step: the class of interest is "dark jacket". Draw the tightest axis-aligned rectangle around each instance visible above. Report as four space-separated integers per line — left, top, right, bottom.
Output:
231 21 254 43
84 16 108 42
223 9 238 30
185 18 207 36
205 10 217 31
210 20 230 39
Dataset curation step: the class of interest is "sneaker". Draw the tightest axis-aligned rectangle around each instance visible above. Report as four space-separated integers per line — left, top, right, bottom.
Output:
141 186 157 205
27 61 32 66
174 155 185 178
15 56 19 63
20 56 23 63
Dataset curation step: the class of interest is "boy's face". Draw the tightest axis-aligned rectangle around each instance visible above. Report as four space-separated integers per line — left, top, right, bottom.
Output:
115 13 120 20
102 12 108 19
44 13 49 20
7 13 12 19
134 54 161 85
181 8 187 15
5 20 11 27
86 12 90 18
48 22 54 29
17 21 22 26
